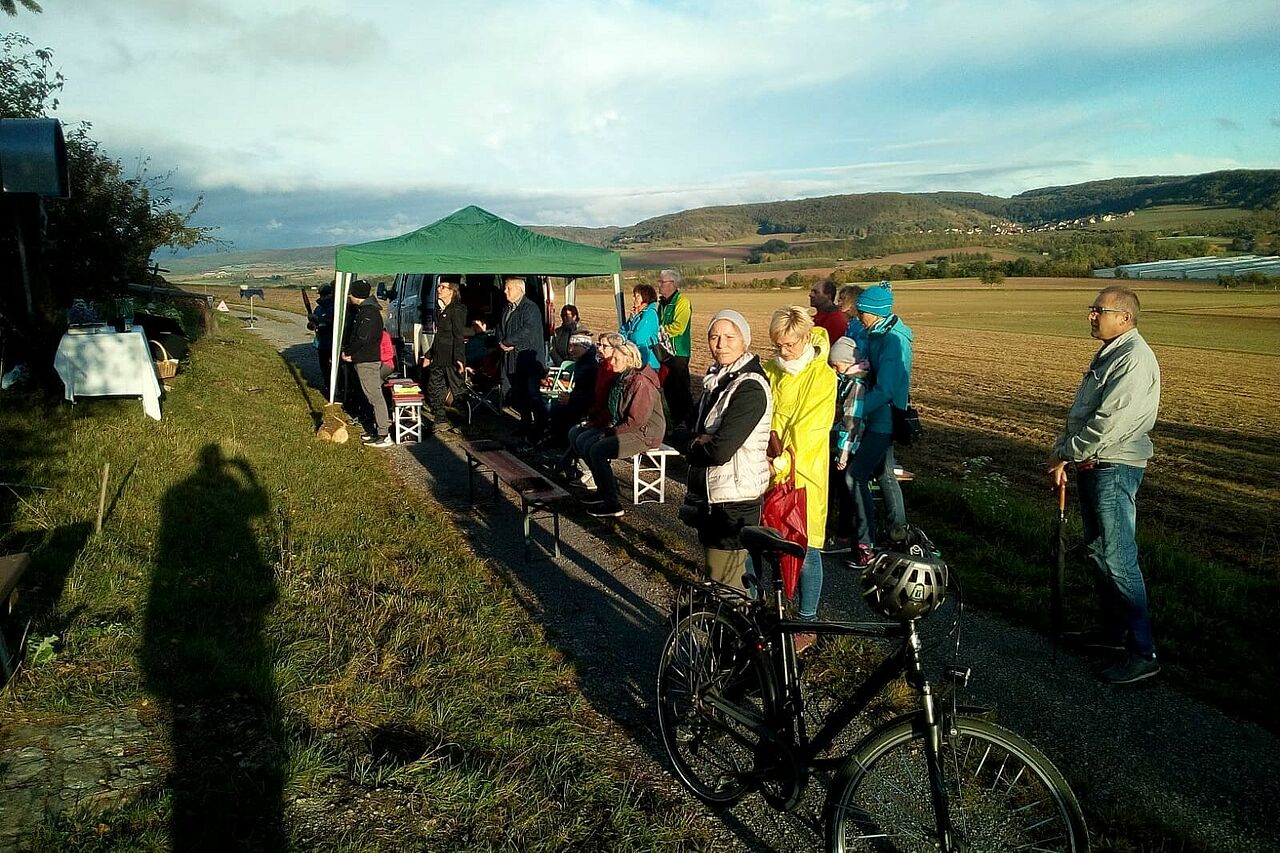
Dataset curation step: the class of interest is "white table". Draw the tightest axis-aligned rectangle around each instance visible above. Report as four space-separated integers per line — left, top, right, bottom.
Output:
54 327 163 420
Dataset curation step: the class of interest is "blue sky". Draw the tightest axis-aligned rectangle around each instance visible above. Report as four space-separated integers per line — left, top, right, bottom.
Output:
12 0 1280 253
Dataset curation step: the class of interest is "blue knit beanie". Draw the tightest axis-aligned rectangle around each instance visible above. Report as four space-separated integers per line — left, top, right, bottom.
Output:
855 284 893 317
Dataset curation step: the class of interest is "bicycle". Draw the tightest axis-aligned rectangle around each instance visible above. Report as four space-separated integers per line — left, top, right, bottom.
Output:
656 525 1089 852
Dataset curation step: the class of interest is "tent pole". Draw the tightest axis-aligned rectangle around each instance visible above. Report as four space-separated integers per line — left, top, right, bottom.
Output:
612 272 624 329
329 271 350 404
564 276 576 309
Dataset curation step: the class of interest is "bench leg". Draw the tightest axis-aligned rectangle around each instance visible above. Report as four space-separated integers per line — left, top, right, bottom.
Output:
552 510 561 559
523 502 532 562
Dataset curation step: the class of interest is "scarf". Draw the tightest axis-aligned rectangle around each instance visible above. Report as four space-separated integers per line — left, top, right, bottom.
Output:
773 343 815 376
607 368 635 425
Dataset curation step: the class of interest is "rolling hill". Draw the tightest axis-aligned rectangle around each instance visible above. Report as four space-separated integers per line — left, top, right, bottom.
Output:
168 169 1280 274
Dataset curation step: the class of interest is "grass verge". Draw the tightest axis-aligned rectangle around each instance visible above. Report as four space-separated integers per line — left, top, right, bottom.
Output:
0 316 709 850
905 463 1277 734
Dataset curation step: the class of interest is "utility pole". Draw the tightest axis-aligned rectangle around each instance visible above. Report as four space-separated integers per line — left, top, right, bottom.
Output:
723 257 728 288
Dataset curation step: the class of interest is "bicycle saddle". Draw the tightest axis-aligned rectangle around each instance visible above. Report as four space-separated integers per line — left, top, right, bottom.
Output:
740 525 806 561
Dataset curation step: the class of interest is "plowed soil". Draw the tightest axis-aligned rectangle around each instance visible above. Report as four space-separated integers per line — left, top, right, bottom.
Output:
572 280 1280 574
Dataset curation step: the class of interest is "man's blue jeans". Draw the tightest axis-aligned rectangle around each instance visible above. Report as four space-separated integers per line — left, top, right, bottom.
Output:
1077 463 1155 657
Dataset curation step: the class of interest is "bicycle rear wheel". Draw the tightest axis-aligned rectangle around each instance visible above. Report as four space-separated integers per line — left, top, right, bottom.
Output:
826 714 1089 852
657 606 775 805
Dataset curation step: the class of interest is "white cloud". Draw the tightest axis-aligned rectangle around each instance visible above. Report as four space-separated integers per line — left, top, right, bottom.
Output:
13 0 1277 244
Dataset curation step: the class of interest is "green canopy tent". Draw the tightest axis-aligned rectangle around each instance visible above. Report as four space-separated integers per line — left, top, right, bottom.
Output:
328 205 624 403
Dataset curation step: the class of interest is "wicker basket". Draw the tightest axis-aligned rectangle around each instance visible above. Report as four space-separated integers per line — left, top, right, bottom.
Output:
149 339 179 380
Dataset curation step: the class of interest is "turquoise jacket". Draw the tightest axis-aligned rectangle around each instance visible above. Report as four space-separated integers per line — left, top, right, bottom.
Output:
622 303 661 370
860 314 913 434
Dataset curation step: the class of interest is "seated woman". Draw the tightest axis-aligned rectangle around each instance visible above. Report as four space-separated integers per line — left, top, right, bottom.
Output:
549 304 580 366
561 332 622 488
620 284 661 371
677 310 772 592
541 332 598 449
572 341 665 518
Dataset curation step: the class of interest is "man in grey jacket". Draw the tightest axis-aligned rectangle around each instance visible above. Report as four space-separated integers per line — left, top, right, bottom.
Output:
1048 285 1161 684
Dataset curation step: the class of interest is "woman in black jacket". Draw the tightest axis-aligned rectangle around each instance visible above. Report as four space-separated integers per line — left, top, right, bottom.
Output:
677 309 772 591
421 278 468 424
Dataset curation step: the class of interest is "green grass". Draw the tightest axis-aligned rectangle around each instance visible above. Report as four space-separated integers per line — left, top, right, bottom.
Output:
0 318 709 850
1086 205 1252 233
905 471 1278 732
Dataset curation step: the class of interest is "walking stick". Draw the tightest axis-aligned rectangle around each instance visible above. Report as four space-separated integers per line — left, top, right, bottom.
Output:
1051 478 1067 662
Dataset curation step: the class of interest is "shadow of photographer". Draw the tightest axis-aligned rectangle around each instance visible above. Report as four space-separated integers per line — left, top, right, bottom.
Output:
142 443 284 850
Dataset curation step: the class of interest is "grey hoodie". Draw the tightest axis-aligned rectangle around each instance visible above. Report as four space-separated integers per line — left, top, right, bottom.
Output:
1055 328 1161 467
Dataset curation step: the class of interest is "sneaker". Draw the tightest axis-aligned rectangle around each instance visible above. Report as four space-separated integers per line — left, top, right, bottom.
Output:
793 632 817 655
1099 654 1160 684
587 504 624 518
1062 628 1125 654
366 435 394 448
848 544 876 570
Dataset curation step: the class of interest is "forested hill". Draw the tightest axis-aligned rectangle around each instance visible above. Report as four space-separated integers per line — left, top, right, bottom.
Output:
532 169 1280 246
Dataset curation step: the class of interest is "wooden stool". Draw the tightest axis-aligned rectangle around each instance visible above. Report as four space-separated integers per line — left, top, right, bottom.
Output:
632 444 681 505
392 397 424 444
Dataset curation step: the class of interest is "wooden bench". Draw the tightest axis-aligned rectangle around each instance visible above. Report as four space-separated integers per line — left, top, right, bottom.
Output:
1 552 32 682
461 440 570 561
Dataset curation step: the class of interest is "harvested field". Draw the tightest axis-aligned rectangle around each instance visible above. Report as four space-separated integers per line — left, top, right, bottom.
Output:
573 281 1280 574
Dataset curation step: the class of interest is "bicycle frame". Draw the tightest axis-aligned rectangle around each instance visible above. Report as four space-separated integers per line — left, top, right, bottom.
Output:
686 554 963 844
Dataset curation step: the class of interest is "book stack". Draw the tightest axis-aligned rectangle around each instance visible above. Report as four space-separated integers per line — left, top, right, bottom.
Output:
386 378 424 404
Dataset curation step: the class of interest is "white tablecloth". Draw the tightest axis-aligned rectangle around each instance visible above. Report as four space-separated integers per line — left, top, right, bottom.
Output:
54 327 163 420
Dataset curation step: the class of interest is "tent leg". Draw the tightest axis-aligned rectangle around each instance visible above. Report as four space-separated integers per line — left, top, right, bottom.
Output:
612 272 624 329
329 271 350 404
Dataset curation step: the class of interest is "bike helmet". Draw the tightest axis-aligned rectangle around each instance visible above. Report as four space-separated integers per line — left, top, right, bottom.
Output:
862 551 949 621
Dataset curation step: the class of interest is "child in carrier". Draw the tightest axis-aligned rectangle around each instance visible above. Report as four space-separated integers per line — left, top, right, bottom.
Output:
829 336 869 472
824 336 870 552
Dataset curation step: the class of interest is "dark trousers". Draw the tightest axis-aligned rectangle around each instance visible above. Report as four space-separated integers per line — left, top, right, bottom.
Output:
426 363 459 416
509 360 546 436
663 355 692 430
847 431 893 547
583 432 622 508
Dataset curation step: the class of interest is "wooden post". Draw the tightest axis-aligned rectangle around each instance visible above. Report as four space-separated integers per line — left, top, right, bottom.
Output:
95 462 110 534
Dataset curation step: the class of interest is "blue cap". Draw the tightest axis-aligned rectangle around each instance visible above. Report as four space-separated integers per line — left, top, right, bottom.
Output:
855 284 893 317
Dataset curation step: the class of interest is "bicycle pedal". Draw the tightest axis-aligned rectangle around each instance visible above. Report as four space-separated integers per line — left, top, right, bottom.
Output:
943 665 971 688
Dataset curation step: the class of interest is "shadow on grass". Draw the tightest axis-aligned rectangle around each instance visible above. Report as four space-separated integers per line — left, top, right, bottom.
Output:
142 443 285 851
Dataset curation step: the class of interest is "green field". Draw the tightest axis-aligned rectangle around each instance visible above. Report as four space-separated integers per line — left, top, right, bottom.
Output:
1086 204 1251 233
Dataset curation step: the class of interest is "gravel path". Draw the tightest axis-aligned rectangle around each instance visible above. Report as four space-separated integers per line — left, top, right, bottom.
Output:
248 303 1280 852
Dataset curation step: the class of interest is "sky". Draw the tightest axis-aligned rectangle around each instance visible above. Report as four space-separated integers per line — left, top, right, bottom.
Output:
10 0 1280 253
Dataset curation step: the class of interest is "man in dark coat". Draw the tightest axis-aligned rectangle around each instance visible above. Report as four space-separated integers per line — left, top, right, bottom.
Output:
420 277 468 427
494 276 546 438
340 280 393 448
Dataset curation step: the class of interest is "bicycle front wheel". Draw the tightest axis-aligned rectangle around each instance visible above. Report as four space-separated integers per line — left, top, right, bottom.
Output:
826 714 1089 852
657 606 775 806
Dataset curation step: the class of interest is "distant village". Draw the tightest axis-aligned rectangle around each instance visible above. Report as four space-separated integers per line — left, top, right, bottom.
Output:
934 210 1137 236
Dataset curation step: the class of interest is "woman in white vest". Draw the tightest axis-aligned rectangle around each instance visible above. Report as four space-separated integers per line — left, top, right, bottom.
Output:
677 310 773 591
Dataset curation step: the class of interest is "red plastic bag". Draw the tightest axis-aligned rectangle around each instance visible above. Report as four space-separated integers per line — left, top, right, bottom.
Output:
760 448 807 599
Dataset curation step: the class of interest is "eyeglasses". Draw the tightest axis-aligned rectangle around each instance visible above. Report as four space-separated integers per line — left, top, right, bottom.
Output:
599 343 614 351
1088 305 1127 315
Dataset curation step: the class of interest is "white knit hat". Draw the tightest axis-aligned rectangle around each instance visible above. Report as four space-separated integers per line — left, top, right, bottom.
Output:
707 309 752 347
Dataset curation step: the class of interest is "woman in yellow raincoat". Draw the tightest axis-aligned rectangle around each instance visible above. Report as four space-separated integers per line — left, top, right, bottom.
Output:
762 307 837 653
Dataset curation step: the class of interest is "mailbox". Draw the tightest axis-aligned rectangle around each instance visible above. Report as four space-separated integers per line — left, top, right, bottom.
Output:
0 118 69 198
